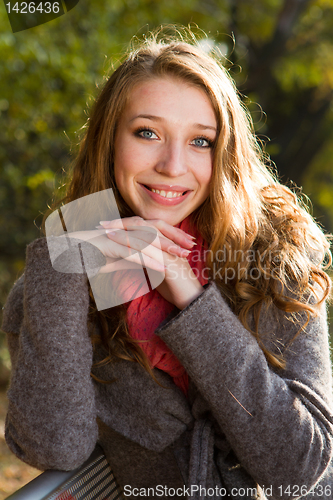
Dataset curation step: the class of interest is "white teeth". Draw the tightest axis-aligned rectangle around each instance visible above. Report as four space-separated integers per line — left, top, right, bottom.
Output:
150 188 184 198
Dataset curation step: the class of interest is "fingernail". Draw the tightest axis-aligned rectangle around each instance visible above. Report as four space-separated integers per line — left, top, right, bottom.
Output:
185 233 196 239
180 249 191 256
100 221 111 226
186 239 197 246
106 230 116 235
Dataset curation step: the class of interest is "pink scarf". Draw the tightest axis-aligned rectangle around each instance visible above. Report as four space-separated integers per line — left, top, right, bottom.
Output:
125 217 208 396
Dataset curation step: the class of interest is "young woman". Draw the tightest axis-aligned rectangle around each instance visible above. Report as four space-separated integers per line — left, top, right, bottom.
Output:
2 30 333 499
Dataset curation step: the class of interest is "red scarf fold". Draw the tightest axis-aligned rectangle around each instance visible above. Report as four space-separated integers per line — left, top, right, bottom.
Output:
125 217 208 396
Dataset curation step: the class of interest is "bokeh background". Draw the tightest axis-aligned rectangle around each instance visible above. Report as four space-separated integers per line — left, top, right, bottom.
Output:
1 0 333 497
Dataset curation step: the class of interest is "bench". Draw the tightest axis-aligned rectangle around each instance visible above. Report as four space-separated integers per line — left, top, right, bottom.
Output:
5 445 124 500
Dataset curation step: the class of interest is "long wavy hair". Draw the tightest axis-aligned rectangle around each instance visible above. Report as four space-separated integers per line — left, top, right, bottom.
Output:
55 28 331 375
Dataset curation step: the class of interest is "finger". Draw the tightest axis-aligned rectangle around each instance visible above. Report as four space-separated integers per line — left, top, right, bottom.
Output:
100 217 196 249
102 235 167 273
121 228 191 258
99 254 166 274
105 230 170 270
141 219 197 249
63 229 107 242
105 229 160 259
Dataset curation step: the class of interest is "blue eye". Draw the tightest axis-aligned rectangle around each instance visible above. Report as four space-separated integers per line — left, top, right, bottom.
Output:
136 128 158 140
192 137 212 148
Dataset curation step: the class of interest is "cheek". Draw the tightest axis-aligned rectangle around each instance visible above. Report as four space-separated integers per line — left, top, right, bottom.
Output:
113 156 122 190
198 158 213 193
114 139 144 179
113 159 129 202
114 145 133 186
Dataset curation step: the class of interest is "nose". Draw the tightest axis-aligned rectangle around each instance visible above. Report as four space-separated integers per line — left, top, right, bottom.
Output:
154 140 188 177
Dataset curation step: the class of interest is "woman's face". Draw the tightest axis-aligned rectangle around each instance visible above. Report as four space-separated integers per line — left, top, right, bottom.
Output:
114 76 217 226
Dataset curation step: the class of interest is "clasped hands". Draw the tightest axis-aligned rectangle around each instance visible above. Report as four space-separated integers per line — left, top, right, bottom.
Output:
63 216 204 310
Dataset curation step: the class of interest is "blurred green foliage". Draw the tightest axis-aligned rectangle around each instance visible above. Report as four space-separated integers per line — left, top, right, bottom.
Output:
1 0 333 383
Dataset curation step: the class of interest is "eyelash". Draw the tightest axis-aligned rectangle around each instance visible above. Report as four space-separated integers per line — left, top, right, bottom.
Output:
135 127 158 140
193 136 214 148
134 127 214 148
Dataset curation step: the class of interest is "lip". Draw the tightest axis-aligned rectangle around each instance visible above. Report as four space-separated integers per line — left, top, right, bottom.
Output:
143 183 193 193
139 183 193 206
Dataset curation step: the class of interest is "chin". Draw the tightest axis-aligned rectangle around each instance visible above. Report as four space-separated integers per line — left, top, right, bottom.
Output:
143 209 186 225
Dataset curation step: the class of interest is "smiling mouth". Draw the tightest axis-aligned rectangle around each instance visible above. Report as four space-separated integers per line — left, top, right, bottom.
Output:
143 185 188 198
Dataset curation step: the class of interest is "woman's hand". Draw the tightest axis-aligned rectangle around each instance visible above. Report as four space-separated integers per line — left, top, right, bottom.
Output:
99 217 204 310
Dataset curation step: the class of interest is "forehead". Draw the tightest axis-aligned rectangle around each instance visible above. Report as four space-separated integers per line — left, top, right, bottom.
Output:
122 76 217 127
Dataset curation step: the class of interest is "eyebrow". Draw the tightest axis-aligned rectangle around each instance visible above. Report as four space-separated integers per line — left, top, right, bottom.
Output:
130 114 217 132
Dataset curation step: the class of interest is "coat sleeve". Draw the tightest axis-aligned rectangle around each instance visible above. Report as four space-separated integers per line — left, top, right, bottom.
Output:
2 238 101 471
155 280 333 499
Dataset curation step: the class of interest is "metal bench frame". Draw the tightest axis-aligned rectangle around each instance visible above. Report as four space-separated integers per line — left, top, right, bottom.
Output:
5 445 124 500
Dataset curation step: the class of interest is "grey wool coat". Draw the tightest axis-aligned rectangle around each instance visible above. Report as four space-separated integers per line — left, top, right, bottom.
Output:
2 237 333 500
